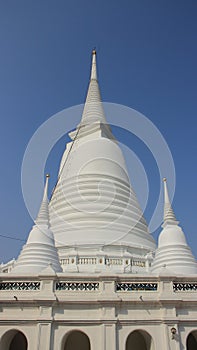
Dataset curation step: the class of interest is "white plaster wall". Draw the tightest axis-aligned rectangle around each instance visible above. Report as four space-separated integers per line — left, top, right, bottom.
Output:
0 275 197 350
53 325 103 350
0 313 197 350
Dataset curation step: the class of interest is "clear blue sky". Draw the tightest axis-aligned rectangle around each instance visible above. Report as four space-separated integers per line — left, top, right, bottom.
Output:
0 0 197 263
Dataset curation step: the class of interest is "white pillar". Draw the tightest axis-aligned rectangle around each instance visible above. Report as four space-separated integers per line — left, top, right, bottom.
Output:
102 323 117 350
36 323 52 350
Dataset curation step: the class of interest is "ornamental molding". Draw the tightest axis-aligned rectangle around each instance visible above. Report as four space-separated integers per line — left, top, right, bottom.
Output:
56 282 99 291
0 281 40 291
116 282 158 291
173 283 197 292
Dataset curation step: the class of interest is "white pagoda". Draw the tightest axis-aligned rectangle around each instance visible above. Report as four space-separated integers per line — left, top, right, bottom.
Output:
0 51 197 350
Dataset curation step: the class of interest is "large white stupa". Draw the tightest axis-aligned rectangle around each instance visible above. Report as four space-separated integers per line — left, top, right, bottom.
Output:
48 50 156 273
0 51 197 350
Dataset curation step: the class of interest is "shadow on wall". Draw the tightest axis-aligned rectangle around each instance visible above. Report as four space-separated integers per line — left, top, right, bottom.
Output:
62 330 90 350
0 329 27 350
187 330 197 350
126 329 155 350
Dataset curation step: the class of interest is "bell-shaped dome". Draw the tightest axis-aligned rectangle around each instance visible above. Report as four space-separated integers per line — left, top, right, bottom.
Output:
49 51 156 271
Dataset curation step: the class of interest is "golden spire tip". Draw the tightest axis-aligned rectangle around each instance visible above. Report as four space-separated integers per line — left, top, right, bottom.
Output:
46 174 50 178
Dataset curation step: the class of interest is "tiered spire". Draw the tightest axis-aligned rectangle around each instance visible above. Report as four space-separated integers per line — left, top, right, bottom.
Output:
12 175 62 274
80 50 107 126
7 51 197 276
151 178 197 275
35 174 50 225
49 51 156 273
163 178 178 226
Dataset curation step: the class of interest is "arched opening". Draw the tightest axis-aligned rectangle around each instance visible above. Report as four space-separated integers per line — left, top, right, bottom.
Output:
126 330 154 350
187 330 197 350
63 330 90 350
0 329 27 350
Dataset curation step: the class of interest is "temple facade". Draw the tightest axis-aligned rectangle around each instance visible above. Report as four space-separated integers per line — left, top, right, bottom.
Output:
0 51 197 350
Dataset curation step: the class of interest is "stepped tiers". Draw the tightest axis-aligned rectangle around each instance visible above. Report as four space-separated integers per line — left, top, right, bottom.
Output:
3 50 196 276
151 179 197 275
11 175 62 274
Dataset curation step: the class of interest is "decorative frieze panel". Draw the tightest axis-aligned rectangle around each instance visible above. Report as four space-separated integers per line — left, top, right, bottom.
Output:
0 282 40 291
56 282 99 291
173 283 197 292
116 282 158 291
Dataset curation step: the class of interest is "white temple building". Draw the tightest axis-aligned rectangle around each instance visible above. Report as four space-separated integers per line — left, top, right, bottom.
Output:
0 51 197 350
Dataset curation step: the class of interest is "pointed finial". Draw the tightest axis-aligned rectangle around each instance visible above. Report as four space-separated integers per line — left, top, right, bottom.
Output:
163 178 178 227
90 49 97 80
79 49 107 126
35 175 50 226
43 174 50 200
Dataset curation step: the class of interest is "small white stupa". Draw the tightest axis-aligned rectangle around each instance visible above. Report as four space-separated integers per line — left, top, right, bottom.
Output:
12 175 62 274
151 178 197 275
